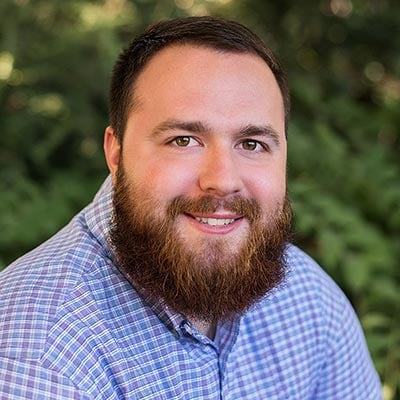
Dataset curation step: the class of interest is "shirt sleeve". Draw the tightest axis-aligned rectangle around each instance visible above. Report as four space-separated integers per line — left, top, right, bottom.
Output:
0 356 92 400
313 297 382 400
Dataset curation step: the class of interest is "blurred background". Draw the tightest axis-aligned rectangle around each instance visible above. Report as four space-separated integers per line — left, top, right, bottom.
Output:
1 0 399 397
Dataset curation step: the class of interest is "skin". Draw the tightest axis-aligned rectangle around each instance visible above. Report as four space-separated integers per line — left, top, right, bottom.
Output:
104 44 287 337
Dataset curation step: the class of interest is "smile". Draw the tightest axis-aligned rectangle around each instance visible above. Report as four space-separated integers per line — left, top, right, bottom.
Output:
195 217 235 226
183 213 244 235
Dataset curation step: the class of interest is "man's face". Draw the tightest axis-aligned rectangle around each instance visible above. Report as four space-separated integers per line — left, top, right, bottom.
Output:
105 45 290 321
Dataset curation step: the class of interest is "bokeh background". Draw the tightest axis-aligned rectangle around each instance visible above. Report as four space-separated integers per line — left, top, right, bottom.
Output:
1 0 399 397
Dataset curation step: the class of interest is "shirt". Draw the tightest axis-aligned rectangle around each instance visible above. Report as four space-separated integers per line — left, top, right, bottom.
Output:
0 176 382 399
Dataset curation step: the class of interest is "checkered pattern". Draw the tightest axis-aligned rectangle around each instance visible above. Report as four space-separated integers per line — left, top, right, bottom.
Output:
0 177 381 399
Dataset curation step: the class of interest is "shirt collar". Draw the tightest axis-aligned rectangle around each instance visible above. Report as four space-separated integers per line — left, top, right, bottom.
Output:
83 176 189 338
84 174 115 261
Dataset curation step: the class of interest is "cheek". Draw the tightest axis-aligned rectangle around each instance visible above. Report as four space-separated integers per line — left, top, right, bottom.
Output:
246 167 287 206
135 160 197 199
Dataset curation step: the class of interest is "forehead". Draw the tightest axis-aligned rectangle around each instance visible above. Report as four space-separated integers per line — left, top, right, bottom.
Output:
128 44 285 136
134 44 281 100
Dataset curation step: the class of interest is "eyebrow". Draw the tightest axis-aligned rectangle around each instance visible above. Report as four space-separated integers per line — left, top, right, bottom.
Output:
237 124 281 147
151 119 282 146
151 119 209 137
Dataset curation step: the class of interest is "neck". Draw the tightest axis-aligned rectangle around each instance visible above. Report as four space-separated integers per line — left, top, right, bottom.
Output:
192 319 217 340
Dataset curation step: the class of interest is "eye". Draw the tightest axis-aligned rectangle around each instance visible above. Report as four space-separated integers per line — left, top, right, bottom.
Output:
171 136 197 147
240 139 267 152
242 140 257 151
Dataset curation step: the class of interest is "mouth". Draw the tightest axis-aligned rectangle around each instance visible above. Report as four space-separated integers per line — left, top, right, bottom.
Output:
194 216 236 226
181 212 247 236
184 212 243 227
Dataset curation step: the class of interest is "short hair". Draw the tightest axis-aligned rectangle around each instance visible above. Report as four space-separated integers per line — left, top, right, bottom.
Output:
109 16 290 142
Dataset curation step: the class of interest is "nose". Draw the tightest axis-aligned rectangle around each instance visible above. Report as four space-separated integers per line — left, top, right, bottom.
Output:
198 148 244 197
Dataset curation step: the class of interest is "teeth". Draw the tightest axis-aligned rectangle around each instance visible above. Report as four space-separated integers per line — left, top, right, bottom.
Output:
195 217 235 226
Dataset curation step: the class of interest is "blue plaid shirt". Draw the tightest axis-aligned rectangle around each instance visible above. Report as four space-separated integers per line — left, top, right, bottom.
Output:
0 177 381 399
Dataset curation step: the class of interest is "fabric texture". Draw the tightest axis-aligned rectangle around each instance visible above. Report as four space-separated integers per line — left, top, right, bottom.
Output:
0 176 382 399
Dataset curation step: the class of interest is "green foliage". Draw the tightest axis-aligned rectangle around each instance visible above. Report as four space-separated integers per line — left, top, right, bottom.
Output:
1 0 399 397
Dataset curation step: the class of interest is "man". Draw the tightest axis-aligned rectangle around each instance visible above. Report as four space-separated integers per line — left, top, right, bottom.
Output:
0 16 381 399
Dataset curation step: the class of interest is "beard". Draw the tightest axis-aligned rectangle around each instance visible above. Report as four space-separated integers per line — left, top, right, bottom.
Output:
109 165 292 324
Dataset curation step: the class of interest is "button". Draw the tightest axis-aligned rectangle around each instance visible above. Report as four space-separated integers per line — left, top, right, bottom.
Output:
180 320 193 336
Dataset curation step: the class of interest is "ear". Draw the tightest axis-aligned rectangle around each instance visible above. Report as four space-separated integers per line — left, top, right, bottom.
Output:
104 126 121 184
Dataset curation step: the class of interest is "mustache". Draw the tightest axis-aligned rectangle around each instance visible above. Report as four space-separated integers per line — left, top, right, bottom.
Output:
167 195 262 223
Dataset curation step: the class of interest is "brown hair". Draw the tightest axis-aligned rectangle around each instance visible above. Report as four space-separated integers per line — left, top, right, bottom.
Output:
109 16 290 142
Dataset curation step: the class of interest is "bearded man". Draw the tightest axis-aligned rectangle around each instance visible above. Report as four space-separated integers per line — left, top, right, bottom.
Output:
0 16 381 399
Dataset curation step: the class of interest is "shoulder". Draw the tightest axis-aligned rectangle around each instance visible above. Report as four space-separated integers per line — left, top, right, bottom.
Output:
242 244 362 369
281 244 348 316
282 245 370 341
240 245 381 397
243 244 356 334
0 211 109 361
